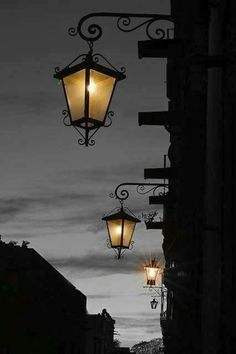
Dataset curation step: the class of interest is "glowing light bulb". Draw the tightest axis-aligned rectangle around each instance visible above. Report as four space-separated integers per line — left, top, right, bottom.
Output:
149 268 156 278
115 225 122 235
88 81 96 93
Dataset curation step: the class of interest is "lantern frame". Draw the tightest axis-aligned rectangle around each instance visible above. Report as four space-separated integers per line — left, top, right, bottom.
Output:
150 297 158 309
54 50 126 146
144 258 160 286
102 206 140 259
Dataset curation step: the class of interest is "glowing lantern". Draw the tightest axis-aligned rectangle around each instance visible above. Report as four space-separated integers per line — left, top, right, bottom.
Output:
150 298 158 309
144 259 160 286
102 206 140 259
54 50 126 146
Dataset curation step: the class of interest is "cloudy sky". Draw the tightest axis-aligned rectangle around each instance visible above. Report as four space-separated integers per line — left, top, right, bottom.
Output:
0 0 170 347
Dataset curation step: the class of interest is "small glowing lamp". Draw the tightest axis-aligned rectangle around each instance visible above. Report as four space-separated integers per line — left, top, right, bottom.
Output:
145 259 160 286
102 206 140 259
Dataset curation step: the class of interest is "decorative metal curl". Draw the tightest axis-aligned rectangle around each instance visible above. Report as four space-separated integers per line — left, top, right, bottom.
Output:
68 26 78 37
136 185 161 196
110 188 130 202
72 126 99 147
117 16 167 40
69 12 174 42
104 111 114 128
111 182 167 202
77 137 95 146
55 66 61 74
62 110 71 126
88 139 95 146
92 53 126 74
146 21 166 40
129 240 135 250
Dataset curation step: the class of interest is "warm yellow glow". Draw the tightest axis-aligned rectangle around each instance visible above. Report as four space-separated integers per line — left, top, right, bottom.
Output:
88 81 96 94
149 268 157 278
146 267 159 281
115 225 122 236
145 262 160 286
63 69 85 123
89 70 116 121
107 219 135 248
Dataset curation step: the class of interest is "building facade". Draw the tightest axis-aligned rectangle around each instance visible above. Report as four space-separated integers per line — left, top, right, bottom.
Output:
159 1 236 353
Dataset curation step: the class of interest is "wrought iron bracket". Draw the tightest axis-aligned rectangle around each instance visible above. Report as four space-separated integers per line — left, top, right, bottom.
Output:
143 285 162 297
110 182 168 203
69 12 174 42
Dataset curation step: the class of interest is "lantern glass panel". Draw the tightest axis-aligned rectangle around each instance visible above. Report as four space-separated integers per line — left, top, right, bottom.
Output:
63 69 85 124
107 219 123 247
89 70 116 122
145 266 159 285
122 219 135 247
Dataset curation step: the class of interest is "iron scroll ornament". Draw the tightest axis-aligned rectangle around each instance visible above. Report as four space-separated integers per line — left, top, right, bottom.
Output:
110 182 168 202
68 12 174 42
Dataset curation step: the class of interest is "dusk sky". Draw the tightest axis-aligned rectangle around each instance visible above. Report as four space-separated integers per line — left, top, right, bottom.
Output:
0 0 170 347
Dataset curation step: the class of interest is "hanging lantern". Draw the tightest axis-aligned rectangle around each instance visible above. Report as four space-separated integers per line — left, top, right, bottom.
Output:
102 206 140 259
54 49 126 146
150 297 158 310
144 258 160 286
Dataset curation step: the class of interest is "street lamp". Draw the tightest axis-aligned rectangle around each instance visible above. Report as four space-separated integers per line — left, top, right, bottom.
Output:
55 12 174 146
103 181 167 258
102 205 140 259
144 258 160 286
150 297 158 310
54 48 125 146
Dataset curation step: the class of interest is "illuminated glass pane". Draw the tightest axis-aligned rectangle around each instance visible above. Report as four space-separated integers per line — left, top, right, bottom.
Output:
107 220 123 247
145 264 159 286
147 267 158 281
123 220 135 247
63 69 85 123
89 70 116 122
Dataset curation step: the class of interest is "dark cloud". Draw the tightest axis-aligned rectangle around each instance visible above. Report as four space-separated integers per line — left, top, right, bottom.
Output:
47 251 163 277
2 233 36 240
0 190 162 235
0 193 100 224
114 315 160 333
0 198 32 222
56 163 145 187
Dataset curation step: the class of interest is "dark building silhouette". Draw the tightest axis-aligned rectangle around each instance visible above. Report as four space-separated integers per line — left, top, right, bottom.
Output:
138 1 236 353
112 348 131 354
158 1 236 353
86 309 115 354
0 239 116 354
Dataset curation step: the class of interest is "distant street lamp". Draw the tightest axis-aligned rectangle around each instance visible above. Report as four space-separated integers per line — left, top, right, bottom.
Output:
102 205 140 259
103 182 167 258
144 258 160 286
54 47 125 146
150 297 158 310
